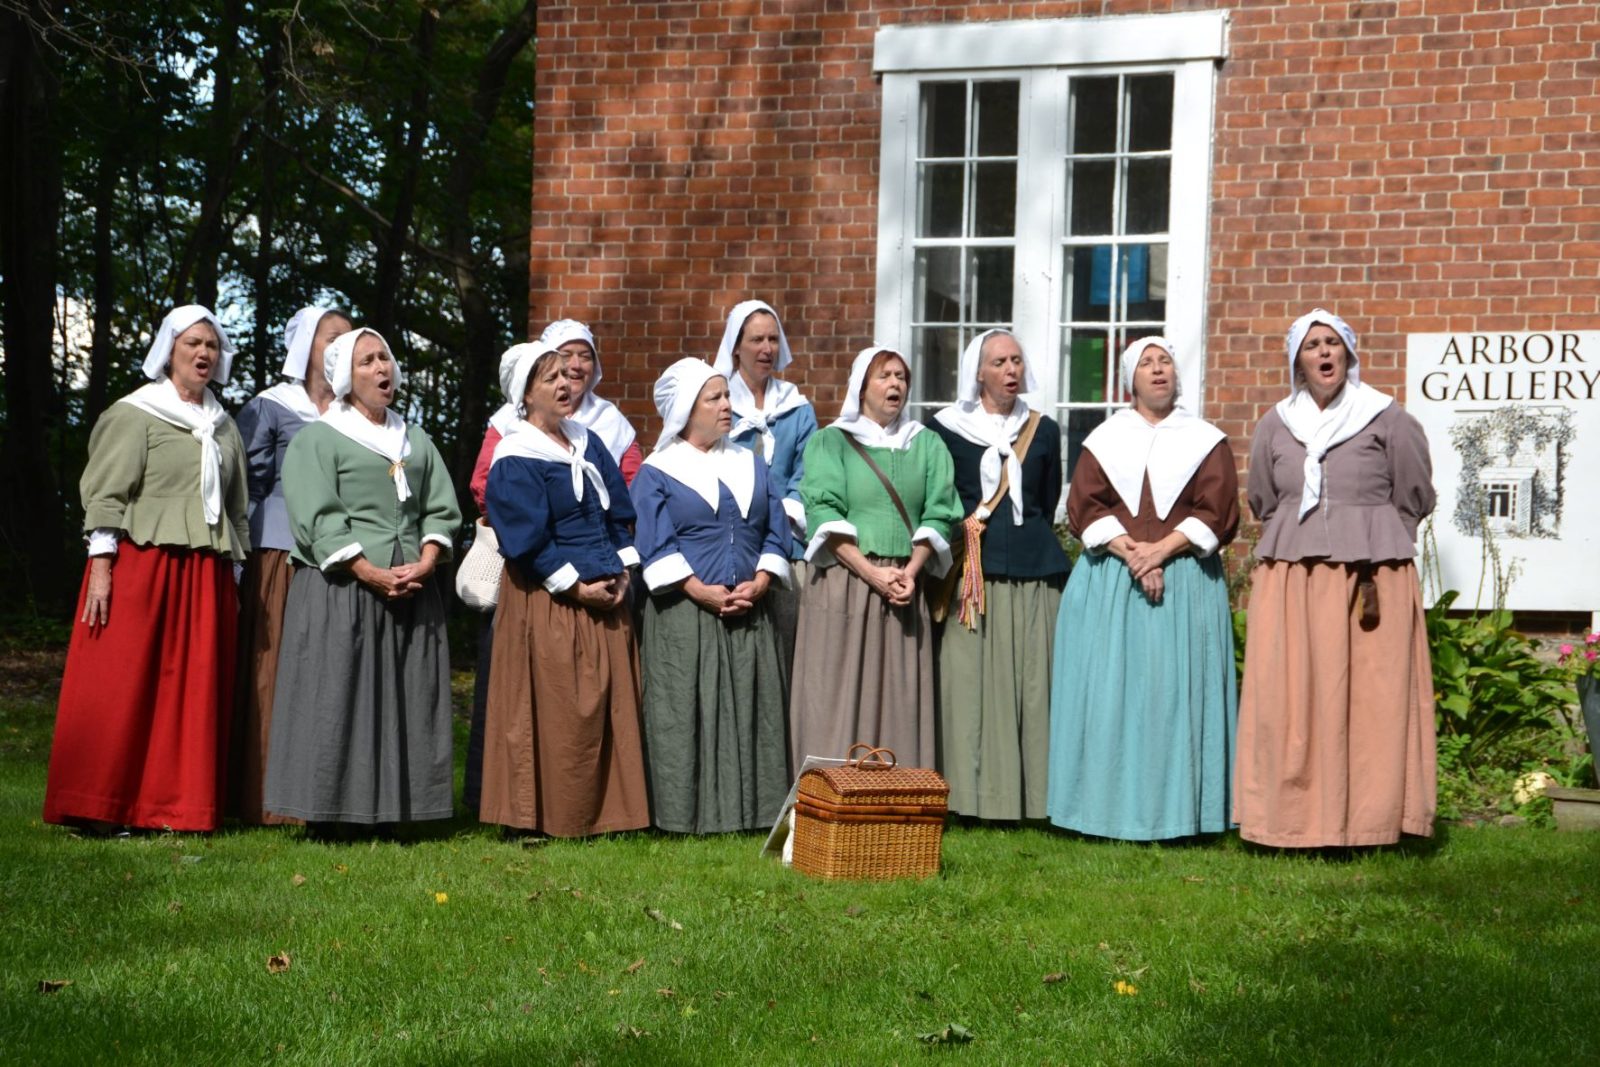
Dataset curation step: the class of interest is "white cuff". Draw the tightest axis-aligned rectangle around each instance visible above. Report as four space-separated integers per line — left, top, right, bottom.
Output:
1079 515 1127 552
421 532 454 553
542 562 580 594
757 552 793 589
320 542 364 572
616 545 641 569
642 552 694 592
782 497 807 537
87 528 121 557
803 519 858 566
912 525 954 579
1175 516 1220 557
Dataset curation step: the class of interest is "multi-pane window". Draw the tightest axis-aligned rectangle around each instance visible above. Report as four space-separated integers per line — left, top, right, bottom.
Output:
875 11 1226 486
910 80 1019 409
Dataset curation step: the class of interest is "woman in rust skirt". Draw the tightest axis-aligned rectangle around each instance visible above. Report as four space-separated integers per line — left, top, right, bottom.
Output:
229 305 349 823
1235 309 1437 847
480 342 649 837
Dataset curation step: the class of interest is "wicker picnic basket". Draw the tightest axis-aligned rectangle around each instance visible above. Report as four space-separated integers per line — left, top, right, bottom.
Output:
792 744 949 881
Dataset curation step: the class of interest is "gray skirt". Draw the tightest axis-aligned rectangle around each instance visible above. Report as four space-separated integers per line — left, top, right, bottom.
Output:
788 559 936 769
639 591 790 833
263 560 454 824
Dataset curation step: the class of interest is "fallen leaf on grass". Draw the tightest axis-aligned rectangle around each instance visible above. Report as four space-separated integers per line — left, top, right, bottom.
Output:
266 952 292 974
623 958 646 975
167 900 183 913
713 990 732 1000
291 873 307 887
608 988 621 996
616 1023 649 1038
1189 978 1208 995
1042 972 1067 985
333 863 348 874
1114 979 1139 996
434 892 449 905
844 903 865 917
37 979 72 994
656 987 675 998
520 1003 533 1014
1183 875 1206 884
918 1023 973 1045
644 907 683 930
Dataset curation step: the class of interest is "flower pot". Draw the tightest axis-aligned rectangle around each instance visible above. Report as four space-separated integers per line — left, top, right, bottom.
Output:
1580 676 1600 788
1546 786 1600 832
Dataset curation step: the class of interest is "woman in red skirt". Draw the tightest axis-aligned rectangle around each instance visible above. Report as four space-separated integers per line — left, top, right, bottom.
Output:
43 305 251 833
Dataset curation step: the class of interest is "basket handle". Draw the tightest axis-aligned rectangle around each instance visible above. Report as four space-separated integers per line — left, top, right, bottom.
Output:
846 744 897 770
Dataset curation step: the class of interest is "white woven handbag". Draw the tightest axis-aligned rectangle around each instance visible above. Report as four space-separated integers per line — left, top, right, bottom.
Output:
453 519 504 611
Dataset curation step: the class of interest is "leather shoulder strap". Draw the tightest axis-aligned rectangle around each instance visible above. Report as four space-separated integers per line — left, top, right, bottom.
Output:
840 431 915 536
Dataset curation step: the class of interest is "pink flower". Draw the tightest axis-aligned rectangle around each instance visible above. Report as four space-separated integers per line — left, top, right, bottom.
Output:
1587 650 1598 662
1560 643 1575 656
1588 632 1600 644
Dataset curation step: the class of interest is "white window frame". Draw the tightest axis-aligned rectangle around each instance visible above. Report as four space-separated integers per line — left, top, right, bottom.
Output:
873 12 1228 420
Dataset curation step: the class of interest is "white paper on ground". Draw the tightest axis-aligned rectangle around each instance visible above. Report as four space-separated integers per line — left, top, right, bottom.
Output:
759 755 850 864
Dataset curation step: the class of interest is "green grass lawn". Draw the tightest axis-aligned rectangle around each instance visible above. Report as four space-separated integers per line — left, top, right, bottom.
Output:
2 649 1598 1065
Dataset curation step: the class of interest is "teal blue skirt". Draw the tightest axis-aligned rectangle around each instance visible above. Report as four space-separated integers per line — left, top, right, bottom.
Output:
1046 550 1237 840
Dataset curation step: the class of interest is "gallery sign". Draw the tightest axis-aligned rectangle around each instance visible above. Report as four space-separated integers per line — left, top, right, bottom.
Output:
1406 331 1599 612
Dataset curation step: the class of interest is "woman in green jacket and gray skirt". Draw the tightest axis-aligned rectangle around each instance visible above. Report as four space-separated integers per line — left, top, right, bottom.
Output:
263 327 462 830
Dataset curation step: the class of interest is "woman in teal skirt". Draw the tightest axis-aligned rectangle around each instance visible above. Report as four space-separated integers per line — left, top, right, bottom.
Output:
1046 337 1239 840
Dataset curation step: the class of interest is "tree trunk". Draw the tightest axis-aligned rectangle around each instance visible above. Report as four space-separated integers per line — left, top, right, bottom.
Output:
86 142 116 425
252 30 283 395
0 0 67 609
371 4 438 337
171 0 242 307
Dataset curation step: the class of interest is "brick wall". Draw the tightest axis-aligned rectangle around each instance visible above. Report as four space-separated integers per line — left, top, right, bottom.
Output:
531 0 1600 451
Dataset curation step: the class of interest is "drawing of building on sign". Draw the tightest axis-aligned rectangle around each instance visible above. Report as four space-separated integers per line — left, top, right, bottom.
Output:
1448 405 1574 540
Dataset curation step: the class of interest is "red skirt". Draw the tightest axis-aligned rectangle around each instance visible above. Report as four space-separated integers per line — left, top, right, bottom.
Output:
44 542 238 831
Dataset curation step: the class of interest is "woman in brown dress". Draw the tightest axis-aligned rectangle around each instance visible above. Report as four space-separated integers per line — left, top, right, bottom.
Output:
1235 309 1437 847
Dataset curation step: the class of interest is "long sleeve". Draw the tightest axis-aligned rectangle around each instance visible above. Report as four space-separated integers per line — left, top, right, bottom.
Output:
756 455 794 585
1176 440 1241 554
414 431 463 559
222 421 251 559
799 429 856 559
1066 449 1129 549
913 430 962 551
1246 413 1281 525
617 441 644 486
486 460 572 588
630 466 692 591
1039 418 1064 525
468 426 502 516
236 398 277 511
785 404 819 507
1386 407 1436 539
79 404 148 532
282 427 361 569
595 442 639 567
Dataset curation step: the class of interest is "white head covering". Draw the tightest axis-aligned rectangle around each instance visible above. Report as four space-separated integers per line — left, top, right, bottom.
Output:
532 319 638 461
317 328 411 501
1275 308 1392 520
142 304 235 384
1119 335 1182 403
643 358 757 518
713 299 793 377
323 327 404 401
931 329 1039 525
281 305 344 381
830 346 923 450
651 357 722 450
498 342 560 417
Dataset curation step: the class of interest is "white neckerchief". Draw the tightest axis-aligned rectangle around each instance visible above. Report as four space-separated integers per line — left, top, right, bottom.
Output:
1081 407 1226 520
572 390 637 463
830 412 922 451
643 437 756 518
728 372 809 459
488 402 518 435
1275 383 1392 520
491 418 610 510
118 379 229 525
932 399 1031 524
320 401 413 502
257 381 321 422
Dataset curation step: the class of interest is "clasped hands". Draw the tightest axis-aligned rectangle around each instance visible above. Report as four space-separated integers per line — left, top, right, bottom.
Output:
352 544 442 600
685 572 771 617
1107 532 1186 604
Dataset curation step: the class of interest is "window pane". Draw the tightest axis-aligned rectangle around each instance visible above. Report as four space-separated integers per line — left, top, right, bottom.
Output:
917 162 964 237
920 82 967 158
969 247 1014 323
1069 76 1117 154
913 247 963 323
972 162 1017 237
974 81 1019 156
1063 245 1113 323
1119 243 1168 322
1126 74 1174 152
1064 409 1108 483
1124 157 1171 234
912 325 962 405
1068 159 1114 236
1063 329 1110 403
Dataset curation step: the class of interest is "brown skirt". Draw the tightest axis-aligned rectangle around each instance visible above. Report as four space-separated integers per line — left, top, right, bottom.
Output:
480 565 650 837
228 548 301 825
788 559 936 770
1235 560 1437 847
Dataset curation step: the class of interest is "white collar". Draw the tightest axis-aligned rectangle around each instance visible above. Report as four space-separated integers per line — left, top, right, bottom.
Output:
258 381 321 422
319 401 413 502
830 412 923 451
491 418 611 509
728 373 809 453
1081 407 1226 521
643 437 757 518
1274 382 1392 519
571 389 637 461
118 379 229 524
932 398 1032 524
